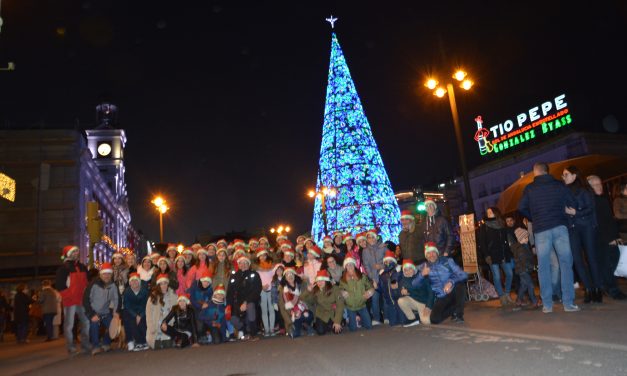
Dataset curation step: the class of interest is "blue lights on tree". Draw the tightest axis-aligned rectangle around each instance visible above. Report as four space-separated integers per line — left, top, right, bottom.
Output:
311 32 401 244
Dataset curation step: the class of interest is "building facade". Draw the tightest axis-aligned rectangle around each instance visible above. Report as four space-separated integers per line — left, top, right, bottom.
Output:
0 104 137 279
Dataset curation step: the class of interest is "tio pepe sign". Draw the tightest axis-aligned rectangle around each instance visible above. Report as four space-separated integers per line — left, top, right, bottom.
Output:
473 94 572 156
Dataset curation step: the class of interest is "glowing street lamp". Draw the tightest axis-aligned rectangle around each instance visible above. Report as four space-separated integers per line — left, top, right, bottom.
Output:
424 69 476 213
307 184 338 234
270 225 291 235
151 196 169 243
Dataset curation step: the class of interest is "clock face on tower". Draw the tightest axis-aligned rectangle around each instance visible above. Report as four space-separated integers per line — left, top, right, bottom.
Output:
97 142 112 157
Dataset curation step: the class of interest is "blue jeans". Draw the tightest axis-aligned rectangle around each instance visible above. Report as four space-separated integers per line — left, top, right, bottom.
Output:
63 305 91 351
346 307 372 331
383 302 404 326
43 313 55 340
517 272 537 304
122 310 147 345
569 224 601 289
89 313 112 348
490 260 514 297
370 290 381 322
292 313 313 338
535 226 575 308
550 250 561 299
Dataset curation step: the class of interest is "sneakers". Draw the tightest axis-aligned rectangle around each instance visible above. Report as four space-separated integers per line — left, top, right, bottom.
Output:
542 306 553 314
91 347 103 356
371 320 382 326
102 345 111 352
564 304 580 312
383 319 390 325
403 320 420 328
127 341 135 351
133 343 149 351
451 314 465 324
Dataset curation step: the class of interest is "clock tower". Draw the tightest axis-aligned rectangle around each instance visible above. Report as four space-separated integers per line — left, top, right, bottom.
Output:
85 103 128 201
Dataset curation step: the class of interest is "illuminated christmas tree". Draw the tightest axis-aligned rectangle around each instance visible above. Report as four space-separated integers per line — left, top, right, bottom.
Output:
311 31 401 244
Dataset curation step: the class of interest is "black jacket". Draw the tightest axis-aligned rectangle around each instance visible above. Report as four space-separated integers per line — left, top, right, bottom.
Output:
593 194 619 244
518 174 576 233
55 261 88 292
163 306 198 344
227 269 262 314
13 292 31 323
424 214 454 255
478 219 513 265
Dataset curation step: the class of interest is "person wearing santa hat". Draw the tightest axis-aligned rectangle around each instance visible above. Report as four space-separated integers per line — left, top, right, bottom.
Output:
211 247 232 294
301 270 345 335
332 231 347 262
248 238 260 253
137 255 155 287
151 257 179 292
83 263 121 355
230 245 248 272
413 243 467 324
165 245 178 268
182 248 195 268
111 252 129 296
343 234 364 273
399 210 426 265
362 229 386 325
339 256 374 331
190 270 214 344
322 254 343 285
278 267 311 338
161 294 199 348
322 236 334 255
227 256 262 341
202 284 228 344
216 239 228 249
186 247 211 291
303 245 323 286
398 259 434 327
295 235 306 254
122 273 149 351
423 200 454 257
146 274 177 349
205 243 218 263
126 253 138 274
279 241 297 268
55 245 91 355
376 251 404 326
253 247 276 336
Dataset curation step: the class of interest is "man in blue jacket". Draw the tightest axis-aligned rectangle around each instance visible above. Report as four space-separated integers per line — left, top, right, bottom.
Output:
122 273 149 351
518 162 579 313
412 243 467 324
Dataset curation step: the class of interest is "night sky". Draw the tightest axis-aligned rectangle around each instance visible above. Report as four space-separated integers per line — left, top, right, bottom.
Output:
1 1 626 242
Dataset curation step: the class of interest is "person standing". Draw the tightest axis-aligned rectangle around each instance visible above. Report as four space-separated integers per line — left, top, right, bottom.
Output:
613 183 627 242
562 166 602 303
478 207 515 307
587 175 627 300
518 162 579 313
0 290 10 342
339 257 374 332
227 256 262 341
424 200 454 257
13 284 32 344
254 247 276 337
55 245 91 355
362 229 386 325
39 280 59 341
399 210 426 264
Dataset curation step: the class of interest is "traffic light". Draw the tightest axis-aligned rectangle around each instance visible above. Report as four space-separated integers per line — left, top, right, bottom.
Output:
417 201 426 212
87 201 103 243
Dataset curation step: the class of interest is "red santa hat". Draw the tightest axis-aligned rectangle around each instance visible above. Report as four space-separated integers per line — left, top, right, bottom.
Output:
424 242 439 256
279 240 293 249
342 233 354 244
232 246 247 259
175 255 186 264
196 247 209 256
199 270 213 283
401 210 415 221
156 274 170 285
366 229 378 238
111 252 124 260
236 255 251 265
308 246 321 258
141 255 152 264
322 236 333 244
342 256 357 269
182 248 194 256
166 244 177 252
255 247 269 259
296 235 306 243
191 243 202 250
205 243 217 251
233 239 245 247
61 245 79 260
249 238 259 245
283 266 297 276
402 259 416 271
383 251 397 264
129 272 141 282
213 284 226 296
216 247 228 257
99 262 113 274
424 200 437 210
216 239 228 247
259 236 270 244
157 256 168 266
332 231 344 239
177 294 191 305
315 269 331 283
356 232 367 242
304 238 314 245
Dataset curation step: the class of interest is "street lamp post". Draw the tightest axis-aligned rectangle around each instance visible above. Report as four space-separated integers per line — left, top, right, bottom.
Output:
270 225 291 236
308 186 337 234
425 70 475 214
151 196 169 243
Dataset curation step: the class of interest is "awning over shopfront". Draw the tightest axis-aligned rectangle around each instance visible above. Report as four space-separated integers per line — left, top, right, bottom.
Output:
497 154 627 214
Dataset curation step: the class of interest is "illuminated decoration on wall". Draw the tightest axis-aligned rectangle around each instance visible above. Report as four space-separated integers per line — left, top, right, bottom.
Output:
474 94 573 156
311 31 401 244
0 172 16 202
101 235 133 256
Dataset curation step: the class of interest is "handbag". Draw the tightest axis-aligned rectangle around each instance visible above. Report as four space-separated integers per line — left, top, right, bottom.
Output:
615 243 627 278
108 314 121 339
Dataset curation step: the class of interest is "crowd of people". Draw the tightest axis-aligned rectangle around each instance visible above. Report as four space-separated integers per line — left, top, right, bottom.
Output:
1 162 625 358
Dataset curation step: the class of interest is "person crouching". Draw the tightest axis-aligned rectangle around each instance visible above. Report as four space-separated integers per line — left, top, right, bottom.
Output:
413 243 467 324
83 263 121 355
161 294 199 348
398 259 434 327
376 251 404 326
